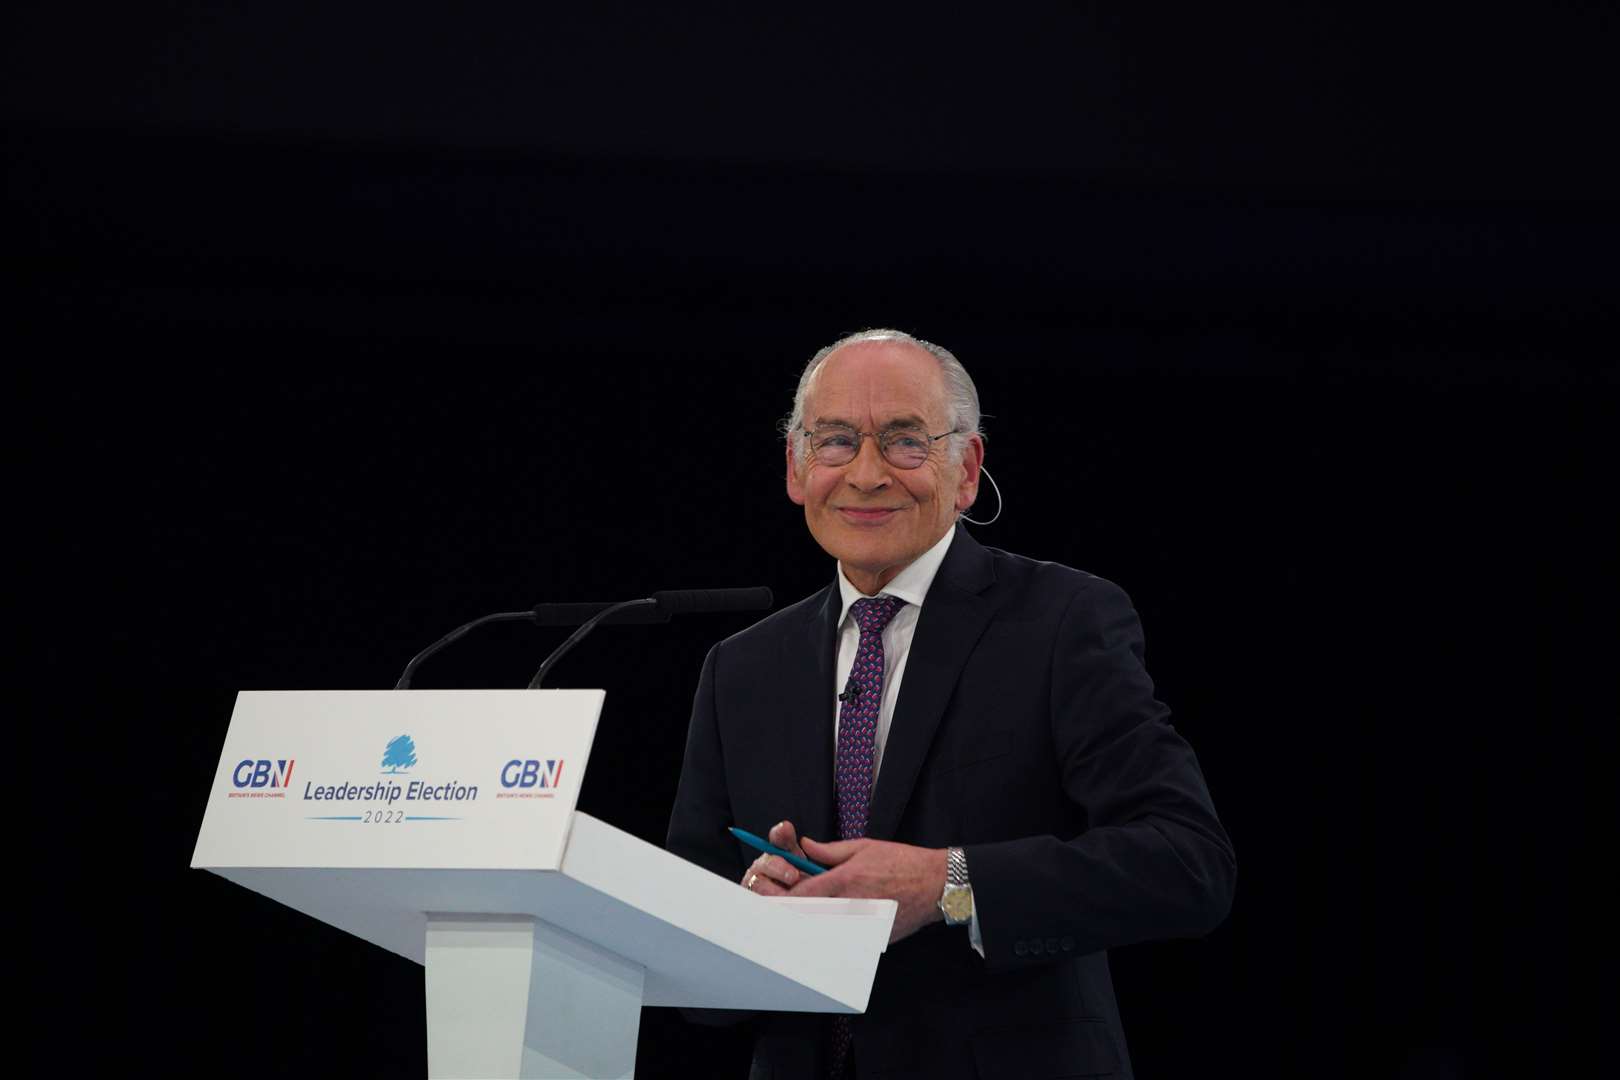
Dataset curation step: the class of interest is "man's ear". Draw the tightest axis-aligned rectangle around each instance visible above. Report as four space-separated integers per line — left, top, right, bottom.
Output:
786 439 807 505
955 435 985 513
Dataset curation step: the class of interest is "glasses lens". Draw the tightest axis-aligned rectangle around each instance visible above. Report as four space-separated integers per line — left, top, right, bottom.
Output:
881 430 932 469
810 428 859 465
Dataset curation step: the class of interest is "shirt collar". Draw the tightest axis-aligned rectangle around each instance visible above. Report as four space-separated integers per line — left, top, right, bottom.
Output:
835 525 958 626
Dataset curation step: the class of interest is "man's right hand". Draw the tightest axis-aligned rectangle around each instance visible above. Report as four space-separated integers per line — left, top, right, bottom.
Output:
740 820 808 895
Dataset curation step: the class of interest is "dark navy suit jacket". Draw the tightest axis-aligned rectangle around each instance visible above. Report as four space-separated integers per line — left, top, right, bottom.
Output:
666 527 1236 1079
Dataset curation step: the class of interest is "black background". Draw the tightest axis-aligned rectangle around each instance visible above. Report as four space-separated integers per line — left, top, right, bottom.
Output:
12 4 1616 1078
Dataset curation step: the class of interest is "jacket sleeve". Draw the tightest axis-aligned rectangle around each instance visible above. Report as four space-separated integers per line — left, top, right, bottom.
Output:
664 642 758 1027
667 642 746 882
965 577 1237 972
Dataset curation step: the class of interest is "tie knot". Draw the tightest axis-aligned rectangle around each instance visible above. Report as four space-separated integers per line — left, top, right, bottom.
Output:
850 595 904 634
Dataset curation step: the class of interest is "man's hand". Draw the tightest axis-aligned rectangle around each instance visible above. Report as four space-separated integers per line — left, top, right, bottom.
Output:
790 836 947 944
739 820 811 896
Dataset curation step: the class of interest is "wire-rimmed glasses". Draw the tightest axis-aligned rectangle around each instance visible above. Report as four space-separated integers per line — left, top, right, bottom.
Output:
799 424 961 469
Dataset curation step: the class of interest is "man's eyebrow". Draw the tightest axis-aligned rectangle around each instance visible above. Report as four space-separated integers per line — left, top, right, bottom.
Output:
810 415 930 431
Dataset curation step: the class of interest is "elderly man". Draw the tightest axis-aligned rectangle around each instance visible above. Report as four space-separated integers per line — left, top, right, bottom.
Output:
666 329 1235 1080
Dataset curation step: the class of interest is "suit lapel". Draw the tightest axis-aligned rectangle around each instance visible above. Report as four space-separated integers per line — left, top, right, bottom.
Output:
865 528 997 840
782 584 839 843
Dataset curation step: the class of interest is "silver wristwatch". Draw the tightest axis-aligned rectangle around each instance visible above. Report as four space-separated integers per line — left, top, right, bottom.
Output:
939 846 974 926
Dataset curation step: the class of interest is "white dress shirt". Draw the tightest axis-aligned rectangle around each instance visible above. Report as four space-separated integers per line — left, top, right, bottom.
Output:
833 525 984 954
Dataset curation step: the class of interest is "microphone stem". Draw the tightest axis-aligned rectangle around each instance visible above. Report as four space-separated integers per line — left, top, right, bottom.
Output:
526 597 658 689
394 610 533 690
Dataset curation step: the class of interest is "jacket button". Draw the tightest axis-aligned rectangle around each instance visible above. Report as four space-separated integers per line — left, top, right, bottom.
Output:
1045 938 1059 954
1061 937 1074 952
1029 939 1044 954
1014 941 1028 957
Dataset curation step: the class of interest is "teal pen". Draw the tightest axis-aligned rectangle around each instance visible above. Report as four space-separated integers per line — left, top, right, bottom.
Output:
729 826 827 875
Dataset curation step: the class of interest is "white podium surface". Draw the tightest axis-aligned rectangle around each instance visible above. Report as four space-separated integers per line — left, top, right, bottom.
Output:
193 690 895 1079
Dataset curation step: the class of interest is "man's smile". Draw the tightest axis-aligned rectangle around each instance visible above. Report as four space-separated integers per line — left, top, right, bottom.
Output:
837 506 907 524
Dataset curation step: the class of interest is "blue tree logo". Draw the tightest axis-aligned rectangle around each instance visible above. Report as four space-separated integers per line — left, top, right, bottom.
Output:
381 734 418 773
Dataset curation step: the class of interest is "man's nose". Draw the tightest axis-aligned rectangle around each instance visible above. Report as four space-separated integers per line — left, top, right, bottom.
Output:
845 435 891 489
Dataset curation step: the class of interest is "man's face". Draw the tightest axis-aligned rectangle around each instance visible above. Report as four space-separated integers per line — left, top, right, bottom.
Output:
786 339 983 594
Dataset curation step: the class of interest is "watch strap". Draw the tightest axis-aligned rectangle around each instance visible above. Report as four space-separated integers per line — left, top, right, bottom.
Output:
946 845 969 887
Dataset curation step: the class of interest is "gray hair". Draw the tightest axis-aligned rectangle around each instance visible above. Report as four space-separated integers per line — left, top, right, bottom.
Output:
783 328 984 464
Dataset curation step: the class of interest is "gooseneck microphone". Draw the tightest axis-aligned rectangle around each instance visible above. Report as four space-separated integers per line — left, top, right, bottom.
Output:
393 587 773 689
394 610 535 690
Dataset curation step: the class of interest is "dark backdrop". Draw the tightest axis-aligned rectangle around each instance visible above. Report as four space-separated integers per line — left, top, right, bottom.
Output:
13 5 1615 1078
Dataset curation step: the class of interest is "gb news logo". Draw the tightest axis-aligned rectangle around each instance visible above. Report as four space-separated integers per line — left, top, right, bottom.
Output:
228 757 295 798
497 758 565 798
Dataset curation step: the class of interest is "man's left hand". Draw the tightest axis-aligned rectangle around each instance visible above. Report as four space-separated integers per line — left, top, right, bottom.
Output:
791 836 947 944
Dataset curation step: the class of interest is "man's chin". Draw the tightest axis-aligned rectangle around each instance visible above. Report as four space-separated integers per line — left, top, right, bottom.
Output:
835 541 916 583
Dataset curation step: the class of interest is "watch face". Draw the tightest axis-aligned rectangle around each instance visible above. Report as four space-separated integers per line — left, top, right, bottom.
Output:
942 887 973 922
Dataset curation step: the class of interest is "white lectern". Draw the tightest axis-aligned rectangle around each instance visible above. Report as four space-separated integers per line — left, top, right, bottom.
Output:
192 690 895 1079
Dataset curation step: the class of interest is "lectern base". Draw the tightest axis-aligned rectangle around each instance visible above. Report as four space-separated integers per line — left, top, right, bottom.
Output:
425 913 646 1079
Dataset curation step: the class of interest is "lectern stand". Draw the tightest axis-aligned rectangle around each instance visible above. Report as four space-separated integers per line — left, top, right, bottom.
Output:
193 690 895 1079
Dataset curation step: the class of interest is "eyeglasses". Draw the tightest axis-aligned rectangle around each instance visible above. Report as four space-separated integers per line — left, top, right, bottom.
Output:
800 424 961 470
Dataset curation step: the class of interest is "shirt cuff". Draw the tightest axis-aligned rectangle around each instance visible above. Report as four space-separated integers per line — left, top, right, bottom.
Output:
967 905 985 958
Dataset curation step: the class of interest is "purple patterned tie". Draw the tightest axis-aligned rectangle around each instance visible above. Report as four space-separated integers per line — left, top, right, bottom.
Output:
829 593 903 1079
